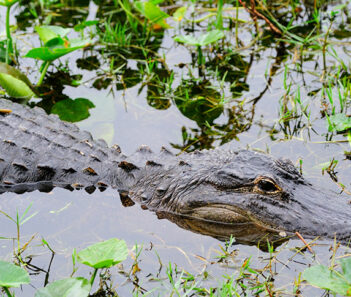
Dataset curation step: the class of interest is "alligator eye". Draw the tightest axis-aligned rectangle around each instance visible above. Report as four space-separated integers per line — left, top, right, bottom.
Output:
254 177 280 193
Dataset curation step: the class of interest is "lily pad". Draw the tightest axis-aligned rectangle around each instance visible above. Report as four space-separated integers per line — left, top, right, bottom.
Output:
0 260 30 288
328 114 351 132
51 98 95 123
35 277 90 297
303 263 351 296
77 238 128 269
174 30 225 47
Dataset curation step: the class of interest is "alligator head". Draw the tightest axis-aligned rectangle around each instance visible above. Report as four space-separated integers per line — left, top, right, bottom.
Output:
130 149 351 244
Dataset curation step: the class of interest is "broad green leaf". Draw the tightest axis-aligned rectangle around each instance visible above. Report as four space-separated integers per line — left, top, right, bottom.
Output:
77 238 128 269
173 35 199 46
303 265 351 296
25 39 91 62
51 98 95 122
134 1 170 28
0 73 35 98
35 277 90 297
174 30 225 47
328 114 351 132
0 260 30 288
35 26 71 45
45 37 65 48
0 0 20 7
173 6 187 22
341 258 351 281
0 62 33 87
197 30 225 46
150 0 164 4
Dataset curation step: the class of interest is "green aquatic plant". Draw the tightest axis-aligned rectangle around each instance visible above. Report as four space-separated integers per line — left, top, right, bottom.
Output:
303 257 351 296
0 261 30 297
0 62 35 99
0 0 20 64
25 25 92 86
174 30 225 67
0 25 91 99
134 0 170 29
34 238 128 297
0 203 38 263
51 98 95 123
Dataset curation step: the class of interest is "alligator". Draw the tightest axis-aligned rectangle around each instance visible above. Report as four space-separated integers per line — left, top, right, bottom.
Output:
0 98 350 245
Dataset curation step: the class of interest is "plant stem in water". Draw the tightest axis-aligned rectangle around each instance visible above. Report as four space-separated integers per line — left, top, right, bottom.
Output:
90 268 98 286
37 61 51 86
3 287 13 297
5 6 13 64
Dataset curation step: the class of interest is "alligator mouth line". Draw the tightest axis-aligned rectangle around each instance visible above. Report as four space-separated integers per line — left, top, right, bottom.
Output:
183 204 286 234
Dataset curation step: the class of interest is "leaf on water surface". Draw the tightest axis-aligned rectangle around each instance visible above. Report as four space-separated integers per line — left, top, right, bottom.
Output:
0 260 30 288
198 30 225 46
25 39 92 62
34 277 91 297
303 264 351 296
328 114 351 132
174 30 225 46
35 25 71 45
173 6 187 22
174 35 199 46
77 238 128 269
341 258 351 282
134 1 170 29
51 98 95 123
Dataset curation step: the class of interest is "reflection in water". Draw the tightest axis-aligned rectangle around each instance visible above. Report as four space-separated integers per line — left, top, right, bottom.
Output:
13 0 351 152
155 211 289 251
119 194 288 250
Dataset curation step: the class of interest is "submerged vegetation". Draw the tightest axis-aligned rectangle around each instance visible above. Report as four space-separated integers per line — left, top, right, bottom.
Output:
0 0 351 295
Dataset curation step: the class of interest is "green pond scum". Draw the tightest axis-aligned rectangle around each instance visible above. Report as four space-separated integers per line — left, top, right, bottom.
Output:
0 0 351 295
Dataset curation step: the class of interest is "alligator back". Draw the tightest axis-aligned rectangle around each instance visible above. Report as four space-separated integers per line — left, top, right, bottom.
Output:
0 99 122 194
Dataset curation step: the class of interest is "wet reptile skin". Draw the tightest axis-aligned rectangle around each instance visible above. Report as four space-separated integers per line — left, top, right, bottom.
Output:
0 99 350 244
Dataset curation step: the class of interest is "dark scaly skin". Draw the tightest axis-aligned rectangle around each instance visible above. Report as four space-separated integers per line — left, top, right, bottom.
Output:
0 99 350 245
